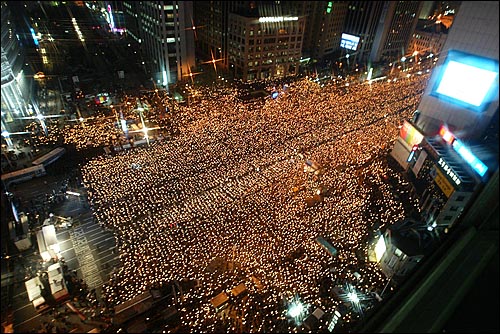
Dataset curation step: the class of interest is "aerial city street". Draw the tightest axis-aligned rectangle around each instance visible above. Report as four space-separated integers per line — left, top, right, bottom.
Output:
1 1 498 333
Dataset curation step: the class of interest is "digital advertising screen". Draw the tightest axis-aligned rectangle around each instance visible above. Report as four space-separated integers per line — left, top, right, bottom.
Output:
340 33 360 51
431 50 499 112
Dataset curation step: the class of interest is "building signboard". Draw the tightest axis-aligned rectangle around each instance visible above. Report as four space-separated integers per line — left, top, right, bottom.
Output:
436 157 461 186
399 120 424 149
434 167 455 198
412 149 428 176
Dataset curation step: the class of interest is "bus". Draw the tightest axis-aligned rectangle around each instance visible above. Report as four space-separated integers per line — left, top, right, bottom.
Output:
32 147 66 167
1 164 46 187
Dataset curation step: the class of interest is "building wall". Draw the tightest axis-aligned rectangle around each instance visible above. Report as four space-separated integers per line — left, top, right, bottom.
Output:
379 236 423 279
123 1 196 89
228 14 305 81
415 1 499 139
292 1 348 61
408 28 448 56
371 1 423 63
123 1 141 43
342 1 386 67
1 1 30 133
436 190 473 228
193 1 253 68
381 1 423 61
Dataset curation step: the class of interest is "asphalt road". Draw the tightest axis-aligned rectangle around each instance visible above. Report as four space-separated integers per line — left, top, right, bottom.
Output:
4 156 119 332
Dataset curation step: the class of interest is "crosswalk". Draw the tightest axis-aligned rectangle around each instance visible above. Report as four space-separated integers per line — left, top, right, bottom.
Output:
68 226 104 290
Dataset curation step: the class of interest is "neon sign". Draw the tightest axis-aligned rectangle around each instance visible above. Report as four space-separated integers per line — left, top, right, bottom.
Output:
439 125 488 177
452 139 488 177
439 126 455 145
30 28 39 46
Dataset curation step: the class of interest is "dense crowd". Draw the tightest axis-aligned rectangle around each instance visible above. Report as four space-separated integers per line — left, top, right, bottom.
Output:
79 74 428 332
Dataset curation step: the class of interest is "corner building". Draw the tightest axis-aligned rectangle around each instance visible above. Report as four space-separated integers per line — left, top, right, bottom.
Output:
227 11 306 81
390 1 499 232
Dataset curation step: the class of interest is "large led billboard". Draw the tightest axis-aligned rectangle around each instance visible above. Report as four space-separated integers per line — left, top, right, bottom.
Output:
340 33 360 51
431 50 499 112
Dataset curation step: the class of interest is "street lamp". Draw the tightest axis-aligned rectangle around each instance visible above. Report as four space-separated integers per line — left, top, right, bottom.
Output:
401 56 407 72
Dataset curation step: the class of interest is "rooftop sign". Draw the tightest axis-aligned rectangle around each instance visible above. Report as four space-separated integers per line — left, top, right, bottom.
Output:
258 17 298 23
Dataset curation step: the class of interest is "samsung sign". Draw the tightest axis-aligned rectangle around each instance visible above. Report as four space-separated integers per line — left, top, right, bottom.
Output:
437 157 461 186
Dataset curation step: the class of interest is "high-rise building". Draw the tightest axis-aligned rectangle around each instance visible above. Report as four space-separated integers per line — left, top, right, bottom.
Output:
122 1 196 89
194 1 349 77
339 1 386 69
370 1 424 63
123 1 142 43
227 7 306 81
390 0 498 231
336 1 423 70
193 1 252 69
415 2 498 138
1 1 31 138
291 1 348 61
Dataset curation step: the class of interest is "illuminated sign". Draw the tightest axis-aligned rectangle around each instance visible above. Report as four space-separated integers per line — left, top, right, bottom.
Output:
439 125 455 145
434 168 455 197
374 236 386 262
439 126 488 178
327 2 333 14
400 120 424 148
406 144 419 162
437 157 461 186
120 119 128 133
340 33 360 51
107 5 115 30
431 50 499 112
30 28 39 46
328 309 342 332
258 17 298 23
452 139 488 177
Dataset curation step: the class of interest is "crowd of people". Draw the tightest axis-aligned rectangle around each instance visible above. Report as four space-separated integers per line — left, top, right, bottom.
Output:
76 73 429 332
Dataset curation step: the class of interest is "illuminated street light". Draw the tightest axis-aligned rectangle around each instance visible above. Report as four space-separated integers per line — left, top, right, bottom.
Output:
286 294 308 326
338 284 371 315
347 292 360 304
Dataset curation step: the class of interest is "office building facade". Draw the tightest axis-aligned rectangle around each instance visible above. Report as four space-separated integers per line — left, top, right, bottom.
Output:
291 1 348 61
340 1 386 68
408 19 449 57
227 11 306 81
123 1 196 89
193 1 253 69
1 1 31 138
370 1 423 63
